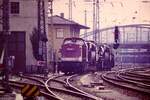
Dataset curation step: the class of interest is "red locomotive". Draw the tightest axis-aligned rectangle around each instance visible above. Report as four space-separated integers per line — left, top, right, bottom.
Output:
58 37 88 74
58 37 114 74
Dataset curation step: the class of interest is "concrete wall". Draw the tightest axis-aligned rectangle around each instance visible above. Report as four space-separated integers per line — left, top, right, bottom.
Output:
0 0 49 68
10 0 38 66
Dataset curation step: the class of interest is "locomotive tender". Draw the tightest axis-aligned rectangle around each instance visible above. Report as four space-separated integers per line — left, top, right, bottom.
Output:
58 37 114 74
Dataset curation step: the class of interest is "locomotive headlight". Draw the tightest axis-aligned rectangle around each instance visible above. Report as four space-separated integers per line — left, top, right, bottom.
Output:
79 45 82 49
76 57 82 62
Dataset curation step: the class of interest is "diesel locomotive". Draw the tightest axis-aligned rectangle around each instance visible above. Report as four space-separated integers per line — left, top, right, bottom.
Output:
58 37 114 74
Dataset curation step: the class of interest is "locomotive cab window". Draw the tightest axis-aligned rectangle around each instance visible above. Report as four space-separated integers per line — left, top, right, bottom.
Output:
10 2 20 14
64 39 84 45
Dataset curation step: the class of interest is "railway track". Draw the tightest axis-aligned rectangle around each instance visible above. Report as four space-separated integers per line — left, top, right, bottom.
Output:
45 74 101 100
7 74 61 100
4 67 150 100
2 78 59 100
5 73 102 100
101 67 150 94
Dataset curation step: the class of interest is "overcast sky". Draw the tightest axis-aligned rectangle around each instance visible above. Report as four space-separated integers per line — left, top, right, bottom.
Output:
53 0 150 30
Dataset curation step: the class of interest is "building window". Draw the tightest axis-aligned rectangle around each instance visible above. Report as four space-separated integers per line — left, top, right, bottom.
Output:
10 2 20 14
56 29 64 38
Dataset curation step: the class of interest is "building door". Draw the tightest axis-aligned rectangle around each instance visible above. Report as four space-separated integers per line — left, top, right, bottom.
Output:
8 31 26 73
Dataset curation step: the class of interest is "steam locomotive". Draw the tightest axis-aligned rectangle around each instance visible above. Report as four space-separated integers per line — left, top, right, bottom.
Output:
58 37 114 74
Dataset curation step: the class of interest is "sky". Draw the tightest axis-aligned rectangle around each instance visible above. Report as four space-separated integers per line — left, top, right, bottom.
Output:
52 0 150 31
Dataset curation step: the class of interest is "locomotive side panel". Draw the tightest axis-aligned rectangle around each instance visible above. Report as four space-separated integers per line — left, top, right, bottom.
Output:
86 41 98 71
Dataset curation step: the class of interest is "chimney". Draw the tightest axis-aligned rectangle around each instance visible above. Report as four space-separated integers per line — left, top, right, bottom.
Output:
60 13 64 18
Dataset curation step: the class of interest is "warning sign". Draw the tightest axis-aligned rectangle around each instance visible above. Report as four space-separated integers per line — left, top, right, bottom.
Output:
21 84 40 97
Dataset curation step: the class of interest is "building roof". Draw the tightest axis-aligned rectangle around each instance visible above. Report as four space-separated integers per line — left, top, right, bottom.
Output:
48 15 90 29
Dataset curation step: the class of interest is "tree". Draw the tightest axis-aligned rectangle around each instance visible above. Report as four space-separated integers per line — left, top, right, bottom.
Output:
30 28 39 60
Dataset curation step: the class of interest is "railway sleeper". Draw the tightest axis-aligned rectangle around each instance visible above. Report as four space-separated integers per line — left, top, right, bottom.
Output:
90 81 103 86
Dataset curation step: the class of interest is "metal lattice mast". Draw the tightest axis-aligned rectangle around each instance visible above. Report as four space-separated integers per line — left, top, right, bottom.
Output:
93 0 100 42
2 0 9 71
37 0 47 67
49 0 53 46
1 0 12 92
93 0 96 41
48 0 54 65
69 0 72 20
84 10 87 40
2 0 9 33
96 0 100 43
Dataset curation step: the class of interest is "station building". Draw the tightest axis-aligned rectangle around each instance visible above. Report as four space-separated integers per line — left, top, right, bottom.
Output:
0 0 49 73
48 14 89 66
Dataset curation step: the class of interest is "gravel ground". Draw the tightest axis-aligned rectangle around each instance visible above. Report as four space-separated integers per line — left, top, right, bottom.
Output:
71 65 150 100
